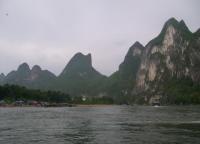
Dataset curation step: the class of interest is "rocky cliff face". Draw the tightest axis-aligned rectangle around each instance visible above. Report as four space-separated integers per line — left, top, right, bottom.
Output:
134 18 200 104
119 41 144 77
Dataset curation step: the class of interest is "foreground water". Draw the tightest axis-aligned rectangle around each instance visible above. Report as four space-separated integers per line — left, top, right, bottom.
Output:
0 106 200 144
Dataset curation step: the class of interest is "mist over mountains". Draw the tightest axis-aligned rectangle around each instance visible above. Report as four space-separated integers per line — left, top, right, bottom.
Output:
1 18 200 104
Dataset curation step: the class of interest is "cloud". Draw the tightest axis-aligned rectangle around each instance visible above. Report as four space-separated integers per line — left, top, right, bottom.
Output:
0 0 200 76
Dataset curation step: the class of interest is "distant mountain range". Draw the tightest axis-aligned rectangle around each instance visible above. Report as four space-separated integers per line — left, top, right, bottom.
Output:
1 18 200 104
1 63 56 90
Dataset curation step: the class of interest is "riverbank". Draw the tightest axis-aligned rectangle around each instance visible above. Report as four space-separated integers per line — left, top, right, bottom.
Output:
0 101 76 107
0 104 117 108
76 104 115 107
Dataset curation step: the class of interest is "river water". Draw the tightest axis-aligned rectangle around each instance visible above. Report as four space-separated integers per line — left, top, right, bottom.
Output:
0 106 200 144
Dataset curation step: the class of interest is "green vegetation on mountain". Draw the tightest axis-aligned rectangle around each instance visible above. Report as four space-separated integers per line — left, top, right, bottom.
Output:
161 77 200 104
101 42 144 104
54 52 107 96
2 63 56 90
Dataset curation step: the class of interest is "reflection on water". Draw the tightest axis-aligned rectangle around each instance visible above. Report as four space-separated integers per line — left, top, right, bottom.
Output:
0 106 200 144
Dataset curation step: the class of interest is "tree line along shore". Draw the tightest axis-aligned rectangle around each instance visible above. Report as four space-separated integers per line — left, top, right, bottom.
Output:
0 85 114 107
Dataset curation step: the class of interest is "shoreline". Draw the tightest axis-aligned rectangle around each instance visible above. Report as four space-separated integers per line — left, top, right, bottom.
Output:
76 104 115 107
0 104 117 108
0 104 116 108
0 104 199 108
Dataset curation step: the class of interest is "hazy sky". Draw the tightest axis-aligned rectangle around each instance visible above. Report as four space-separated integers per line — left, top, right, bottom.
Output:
0 0 200 76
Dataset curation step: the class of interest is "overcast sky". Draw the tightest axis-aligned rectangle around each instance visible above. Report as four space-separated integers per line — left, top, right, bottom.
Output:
0 0 200 76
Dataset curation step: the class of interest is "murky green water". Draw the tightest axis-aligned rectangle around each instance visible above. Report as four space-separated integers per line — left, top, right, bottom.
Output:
0 106 200 144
